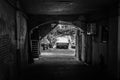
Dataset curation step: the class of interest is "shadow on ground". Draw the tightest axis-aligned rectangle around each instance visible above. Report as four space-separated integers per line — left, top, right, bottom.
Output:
19 61 115 80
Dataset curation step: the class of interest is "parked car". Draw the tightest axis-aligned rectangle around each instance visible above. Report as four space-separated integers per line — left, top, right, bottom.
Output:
55 36 69 49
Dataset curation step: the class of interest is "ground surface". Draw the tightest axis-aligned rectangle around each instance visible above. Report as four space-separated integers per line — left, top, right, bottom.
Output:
40 48 75 57
19 57 113 80
19 49 114 80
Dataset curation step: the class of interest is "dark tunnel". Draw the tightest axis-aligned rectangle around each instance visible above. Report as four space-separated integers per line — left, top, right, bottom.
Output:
0 0 119 80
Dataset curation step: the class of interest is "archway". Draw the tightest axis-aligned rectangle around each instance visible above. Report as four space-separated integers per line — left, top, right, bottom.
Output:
30 20 86 63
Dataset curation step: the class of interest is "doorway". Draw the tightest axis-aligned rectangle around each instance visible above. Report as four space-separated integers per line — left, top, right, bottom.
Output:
30 21 85 63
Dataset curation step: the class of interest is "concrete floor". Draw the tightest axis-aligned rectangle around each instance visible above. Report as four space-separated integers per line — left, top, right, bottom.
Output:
19 49 113 80
19 52 114 80
20 62 111 80
40 48 75 57
36 48 78 64
34 56 80 64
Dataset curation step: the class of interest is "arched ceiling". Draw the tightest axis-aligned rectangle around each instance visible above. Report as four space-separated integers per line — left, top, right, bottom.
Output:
19 0 117 15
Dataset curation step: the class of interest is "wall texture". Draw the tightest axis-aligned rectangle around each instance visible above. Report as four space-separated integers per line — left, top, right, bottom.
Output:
0 0 17 80
16 11 28 65
107 6 118 79
118 6 120 79
88 5 118 79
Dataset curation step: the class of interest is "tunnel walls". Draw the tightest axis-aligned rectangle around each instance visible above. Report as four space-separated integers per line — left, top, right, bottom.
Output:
92 19 109 66
118 6 120 80
87 5 118 79
0 0 28 80
16 11 28 65
107 6 118 79
0 0 17 80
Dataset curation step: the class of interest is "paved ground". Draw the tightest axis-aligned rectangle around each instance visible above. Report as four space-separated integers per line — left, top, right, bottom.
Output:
35 56 80 64
19 49 115 80
40 48 75 57
19 62 112 80
37 48 78 64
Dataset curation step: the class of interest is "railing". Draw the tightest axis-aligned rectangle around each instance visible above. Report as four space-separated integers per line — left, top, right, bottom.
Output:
31 40 39 58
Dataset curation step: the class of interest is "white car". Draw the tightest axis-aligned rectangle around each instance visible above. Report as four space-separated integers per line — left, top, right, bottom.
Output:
55 36 69 49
